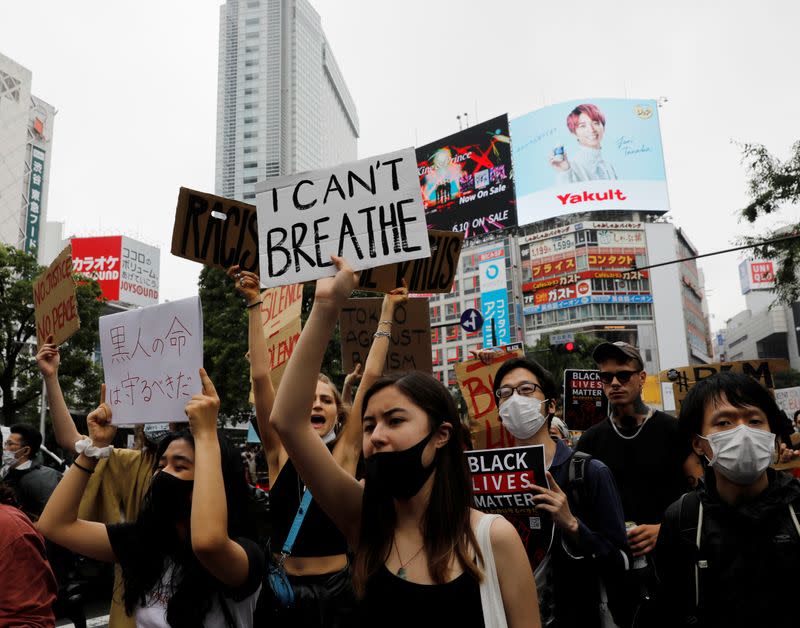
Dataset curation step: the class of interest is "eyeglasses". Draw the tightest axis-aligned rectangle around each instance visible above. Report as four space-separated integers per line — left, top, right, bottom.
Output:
495 382 543 400
598 370 639 385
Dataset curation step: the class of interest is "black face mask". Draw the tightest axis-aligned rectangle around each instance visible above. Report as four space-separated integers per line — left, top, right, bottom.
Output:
149 470 194 521
365 431 437 500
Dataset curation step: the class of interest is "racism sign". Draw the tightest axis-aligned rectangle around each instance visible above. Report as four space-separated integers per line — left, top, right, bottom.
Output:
255 148 430 287
563 369 608 431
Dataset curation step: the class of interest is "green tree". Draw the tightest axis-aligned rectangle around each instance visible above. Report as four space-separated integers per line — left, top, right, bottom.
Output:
0 244 104 426
738 141 800 304
775 368 800 389
527 332 605 395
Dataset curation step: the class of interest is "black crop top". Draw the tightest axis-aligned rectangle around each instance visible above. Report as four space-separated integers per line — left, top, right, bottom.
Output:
269 457 349 558
361 565 485 627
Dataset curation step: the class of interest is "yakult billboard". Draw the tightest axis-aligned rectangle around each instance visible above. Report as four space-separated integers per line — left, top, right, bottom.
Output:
510 99 669 222
71 236 160 306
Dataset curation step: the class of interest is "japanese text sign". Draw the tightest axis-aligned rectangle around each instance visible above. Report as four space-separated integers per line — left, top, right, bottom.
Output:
455 348 524 450
254 148 430 287
171 188 260 273
33 245 80 348
339 298 432 374
357 230 464 294
466 445 546 516
99 296 203 424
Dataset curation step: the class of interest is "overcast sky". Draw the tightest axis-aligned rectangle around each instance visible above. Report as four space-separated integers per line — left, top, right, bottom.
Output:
2 0 798 330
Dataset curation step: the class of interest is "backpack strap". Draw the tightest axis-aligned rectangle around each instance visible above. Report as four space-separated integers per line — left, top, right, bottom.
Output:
676 491 703 611
567 451 591 516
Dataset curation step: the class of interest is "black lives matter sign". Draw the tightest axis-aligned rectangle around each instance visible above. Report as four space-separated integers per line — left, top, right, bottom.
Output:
563 369 608 432
466 445 546 516
254 148 430 288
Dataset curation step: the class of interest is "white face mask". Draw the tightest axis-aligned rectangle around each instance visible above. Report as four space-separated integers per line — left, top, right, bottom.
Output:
701 424 776 485
2 449 18 467
321 425 337 445
499 395 548 440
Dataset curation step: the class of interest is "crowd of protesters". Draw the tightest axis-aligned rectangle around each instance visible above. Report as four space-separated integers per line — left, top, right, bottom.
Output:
2 257 800 628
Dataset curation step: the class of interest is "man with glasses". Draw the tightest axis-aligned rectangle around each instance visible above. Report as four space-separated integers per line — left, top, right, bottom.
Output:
2 424 61 520
575 342 690 623
492 356 629 627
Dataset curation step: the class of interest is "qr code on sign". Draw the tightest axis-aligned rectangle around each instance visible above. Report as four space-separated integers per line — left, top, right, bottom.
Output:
529 517 541 530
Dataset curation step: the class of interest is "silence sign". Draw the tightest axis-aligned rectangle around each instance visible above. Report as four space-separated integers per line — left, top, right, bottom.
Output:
339 297 432 374
254 148 431 288
171 188 259 273
33 245 81 348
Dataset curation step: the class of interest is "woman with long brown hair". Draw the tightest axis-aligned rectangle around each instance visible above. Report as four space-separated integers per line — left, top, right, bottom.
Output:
270 257 540 627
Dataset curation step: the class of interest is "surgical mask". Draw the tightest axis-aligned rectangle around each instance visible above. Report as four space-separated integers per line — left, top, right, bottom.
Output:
148 470 194 521
365 431 436 500
499 395 548 440
2 449 17 467
701 425 776 485
321 426 337 445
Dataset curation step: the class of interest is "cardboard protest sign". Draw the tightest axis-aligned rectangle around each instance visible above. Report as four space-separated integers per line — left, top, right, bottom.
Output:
171 188 260 273
467 445 546 516
339 298 432 374
563 369 608 432
254 148 430 288
99 296 203 424
775 386 800 419
659 359 790 412
33 245 80 348
248 284 304 403
357 230 464 293
455 348 524 450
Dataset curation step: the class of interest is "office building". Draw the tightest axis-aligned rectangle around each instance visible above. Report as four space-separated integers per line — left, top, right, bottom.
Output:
0 52 55 260
215 0 359 201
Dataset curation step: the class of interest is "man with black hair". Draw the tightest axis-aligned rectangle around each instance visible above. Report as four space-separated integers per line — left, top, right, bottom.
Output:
655 371 800 626
2 423 61 519
491 356 629 627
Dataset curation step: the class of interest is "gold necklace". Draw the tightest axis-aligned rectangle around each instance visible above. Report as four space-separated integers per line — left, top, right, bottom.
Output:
393 537 425 580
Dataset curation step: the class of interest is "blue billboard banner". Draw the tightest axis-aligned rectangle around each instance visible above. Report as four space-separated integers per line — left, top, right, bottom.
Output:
478 246 510 347
523 293 652 315
510 99 669 223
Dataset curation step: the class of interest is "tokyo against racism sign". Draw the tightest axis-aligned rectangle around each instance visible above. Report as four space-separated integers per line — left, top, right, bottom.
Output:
255 148 430 288
99 296 203 424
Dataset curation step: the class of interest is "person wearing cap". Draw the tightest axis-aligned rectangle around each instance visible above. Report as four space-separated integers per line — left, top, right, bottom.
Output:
575 341 691 623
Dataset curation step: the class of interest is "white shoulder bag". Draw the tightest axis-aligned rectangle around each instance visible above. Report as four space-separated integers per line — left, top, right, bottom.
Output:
476 513 509 628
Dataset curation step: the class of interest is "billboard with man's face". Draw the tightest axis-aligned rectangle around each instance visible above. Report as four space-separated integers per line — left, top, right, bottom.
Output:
510 99 669 224
416 114 517 239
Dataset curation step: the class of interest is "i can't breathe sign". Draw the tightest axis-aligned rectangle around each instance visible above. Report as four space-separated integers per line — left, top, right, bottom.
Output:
254 148 431 287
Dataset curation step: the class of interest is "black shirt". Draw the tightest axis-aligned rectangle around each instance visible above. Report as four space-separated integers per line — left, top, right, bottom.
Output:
576 410 688 524
362 565 484 628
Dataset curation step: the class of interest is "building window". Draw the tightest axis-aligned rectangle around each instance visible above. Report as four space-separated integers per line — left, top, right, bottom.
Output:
243 146 257 154
245 32 259 39
243 131 258 139
243 176 258 184
245 59 258 67
431 328 440 343
245 46 259 54
244 161 258 169
247 1 260 7
244 102 258 109
244 88 258 95
245 17 260 25
244 117 258 124
243 193 256 199
245 73 259 81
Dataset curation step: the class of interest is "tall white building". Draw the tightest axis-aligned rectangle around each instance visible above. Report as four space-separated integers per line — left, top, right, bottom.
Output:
215 0 359 201
0 52 56 260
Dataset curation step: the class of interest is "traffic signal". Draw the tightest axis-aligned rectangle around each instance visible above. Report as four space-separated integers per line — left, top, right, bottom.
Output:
553 341 577 354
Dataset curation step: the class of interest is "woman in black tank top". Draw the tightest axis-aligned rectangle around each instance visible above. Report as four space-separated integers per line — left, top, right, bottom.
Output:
270 258 541 628
230 265 410 627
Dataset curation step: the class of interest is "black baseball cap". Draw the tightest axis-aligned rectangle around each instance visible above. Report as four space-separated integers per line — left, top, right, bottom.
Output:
592 341 644 369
